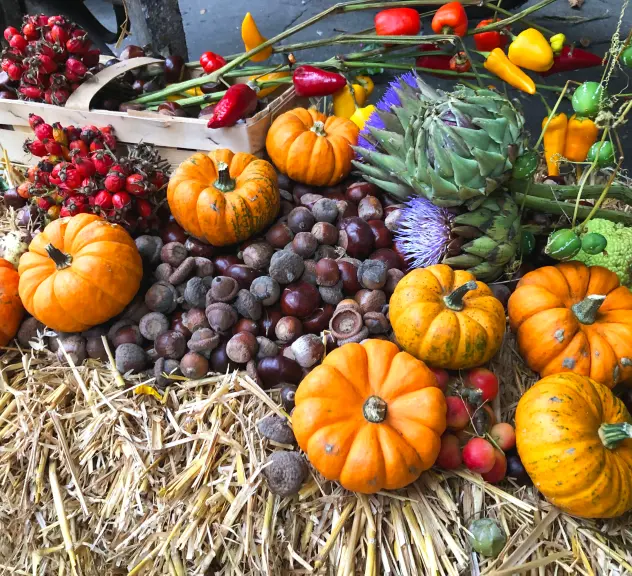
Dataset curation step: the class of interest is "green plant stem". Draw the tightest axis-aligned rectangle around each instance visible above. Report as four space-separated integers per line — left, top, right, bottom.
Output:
510 180 632 205
482 2 555 35
467 0 557 34
579 159 623 228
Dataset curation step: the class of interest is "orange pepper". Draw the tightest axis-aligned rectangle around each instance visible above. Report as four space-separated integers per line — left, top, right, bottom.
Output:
563 115 598 162
541 113 568 176
241 13 272 62
483 48 536 95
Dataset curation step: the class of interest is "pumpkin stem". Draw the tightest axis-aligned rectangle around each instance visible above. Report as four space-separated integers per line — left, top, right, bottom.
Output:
598 422 632 450
363 395 387 423
45 243 72 269
443 281 478 311
214 161 236 192
571 294 606 325
310 121 327 137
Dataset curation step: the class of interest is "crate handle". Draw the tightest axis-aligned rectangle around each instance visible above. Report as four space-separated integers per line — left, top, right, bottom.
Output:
64 57 164 112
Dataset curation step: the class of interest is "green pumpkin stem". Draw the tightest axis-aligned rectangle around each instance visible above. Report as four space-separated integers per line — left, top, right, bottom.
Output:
45 243 72 269
598 422 632 450
214 161 236 192
310 121 327 137
363 395 387 423
571 294 606 325
443 281 478 311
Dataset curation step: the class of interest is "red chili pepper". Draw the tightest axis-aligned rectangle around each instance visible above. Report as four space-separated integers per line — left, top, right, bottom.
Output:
199 51 227 74
207 84 258 129
292 65 346 97
375 8 421 36
449 51 471 73
539 45 603 76
431 2 468 37
473 19 508 51
415 44 452 78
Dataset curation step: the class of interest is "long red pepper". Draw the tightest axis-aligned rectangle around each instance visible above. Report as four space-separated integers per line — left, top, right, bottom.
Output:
207 84 258 129
415 44 452 78
539 46 603 76
292 65 346 97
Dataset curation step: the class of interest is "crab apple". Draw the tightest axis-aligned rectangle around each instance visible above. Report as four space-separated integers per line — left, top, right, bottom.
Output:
445 396 471 430
490 423 516 452
481 450 507 484
462 437 496 474
3 27 19 42
464 368 499 404
436 434 462 470
430 367 449 393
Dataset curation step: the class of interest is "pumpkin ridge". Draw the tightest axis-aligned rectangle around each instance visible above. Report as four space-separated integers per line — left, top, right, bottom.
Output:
339 425 386 493
375 425 423 489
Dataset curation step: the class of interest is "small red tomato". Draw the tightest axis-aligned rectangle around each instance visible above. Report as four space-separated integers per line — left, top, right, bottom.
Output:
462 437 496 474
490 423 516 451
465 368 499 403
435 434 462 470
3 26 19 42
445 396 471 430
430 367 450 393
9 34 27 52
481 449 507 484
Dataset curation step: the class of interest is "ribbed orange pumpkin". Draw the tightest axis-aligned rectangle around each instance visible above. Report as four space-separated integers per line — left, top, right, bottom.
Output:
508 261 632 388
18 214 142 332
167 149 279 246
292 339 447 493
516 373 632 518
0 258 24 346
389 264 506 369
266 107 359 187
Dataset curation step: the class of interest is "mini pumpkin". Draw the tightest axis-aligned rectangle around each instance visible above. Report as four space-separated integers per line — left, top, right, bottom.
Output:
18 214 142 332
266 107 359 187
0 258 24 346
508 261 632 388
516 373 632 518
389 264 506 369
168 149 279 246
292 339 446 493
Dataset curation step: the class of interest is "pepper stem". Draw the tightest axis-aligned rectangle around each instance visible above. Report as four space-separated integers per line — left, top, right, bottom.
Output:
45 244 72 269
443 281 478 311
310 121 327 137
598 422 632 450
363 395 387 423
571 294 606 325
214 162 236 192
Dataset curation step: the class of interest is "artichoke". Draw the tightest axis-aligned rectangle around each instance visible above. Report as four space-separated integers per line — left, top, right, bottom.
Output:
354 74 525 209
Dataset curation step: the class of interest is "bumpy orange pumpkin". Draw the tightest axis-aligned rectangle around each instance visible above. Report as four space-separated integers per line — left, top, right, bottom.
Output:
266 107 359 187
508 261 632 388
389 264 506 369
18 214 142 332
516 373 632 518
0 258 24 346
292 339 446 493
167 149 279 246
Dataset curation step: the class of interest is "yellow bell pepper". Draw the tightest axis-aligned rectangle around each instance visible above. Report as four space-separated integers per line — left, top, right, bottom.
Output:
508 28 554 72
542 113 568 176
564 115 598 162
241 13 273 62
351 105 377 130
549 33 566 55
484 48 536 95
249 71 290 98
333 83 368 119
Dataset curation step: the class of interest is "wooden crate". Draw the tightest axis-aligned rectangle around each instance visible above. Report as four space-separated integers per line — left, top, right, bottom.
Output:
0 57 297 167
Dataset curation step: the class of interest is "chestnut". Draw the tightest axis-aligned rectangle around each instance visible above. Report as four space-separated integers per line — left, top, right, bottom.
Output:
292 232 318 258
120 44 145 59
292 183 314 204
355 289 387 314
338 217 375 259
281 281 321 319
385 268 405 293
226 331 258 363
311 198 339 223
302 304 334 334
250 276 281 306
213 254 240 275
187 328 220 356
261 307 283 339
155 330 187 360
346 181 379 203
357 260 388 290
489 283 511 309
370 247 404 270
336 200 358 220
277 173 293 192
180 352 209 379
160 222 187 244
337 260 362 294
86 335 109 361
291 334 324 368
257 356 303 388
367 220 393 250
314 245 338 261
112 325 143 347
135 235 163 265
316 259 340 287
266 222 294 248
384 209 402 232
358 196 384 221
242 242 274 270
145 281 178 314
280 384 297 412
287 207 315 234
155 263 174 282
256 336 279 359
210 276 240 302
300 193 324 210
170 310 192 340
226 264 262 290
154 357 181 388
210 341 240 373
164 54 185 83
311 222 338 245
301 260 318 285
182 308 210 332
364 312 390 334
161 242 188 267
57 335 87 365
115 343 147 373
275 316 303 343
319 282 344 305
185 237 215 258
234 318 260 336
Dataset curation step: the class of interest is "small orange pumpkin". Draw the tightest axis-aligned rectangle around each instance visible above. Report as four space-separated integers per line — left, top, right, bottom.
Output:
18 214 142 333
167 149 279 246
266 107 359 187
516 373 632 518
389 264 506 369
508 261 632 388
0 258 24 346
292 339 447 493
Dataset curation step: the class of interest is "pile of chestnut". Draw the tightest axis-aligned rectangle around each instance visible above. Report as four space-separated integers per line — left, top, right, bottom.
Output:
17 175 407 406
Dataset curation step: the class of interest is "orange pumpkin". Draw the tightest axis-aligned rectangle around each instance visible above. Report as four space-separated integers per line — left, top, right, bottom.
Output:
389 264 506 369
516 373 632 518
0 258 24 346
292 339 447 493
18 214 142 333
167 149 279 246
266 107 359 187
508 261 632 388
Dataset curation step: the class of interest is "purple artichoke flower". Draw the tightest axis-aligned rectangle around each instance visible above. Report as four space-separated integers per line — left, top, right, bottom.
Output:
394 196 454 269
377 72 418 112
357 109 386 153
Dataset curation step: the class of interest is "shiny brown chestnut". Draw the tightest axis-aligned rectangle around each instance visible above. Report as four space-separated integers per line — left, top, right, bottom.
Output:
275 316 303 343
302 304 334 334
345 181 380 203
280 281 321 319
266 222 294 248
337 260 362 294
212 254 240 276
185 237 215 258
367 220 393 250
233 317 261 336
210 340 241 373
171 310 192 340
261 307 283 339
160 221 188 244
287 207 315 234
370 248 405 271
338 217 375 259
257 356 303 388
226 263 262 290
